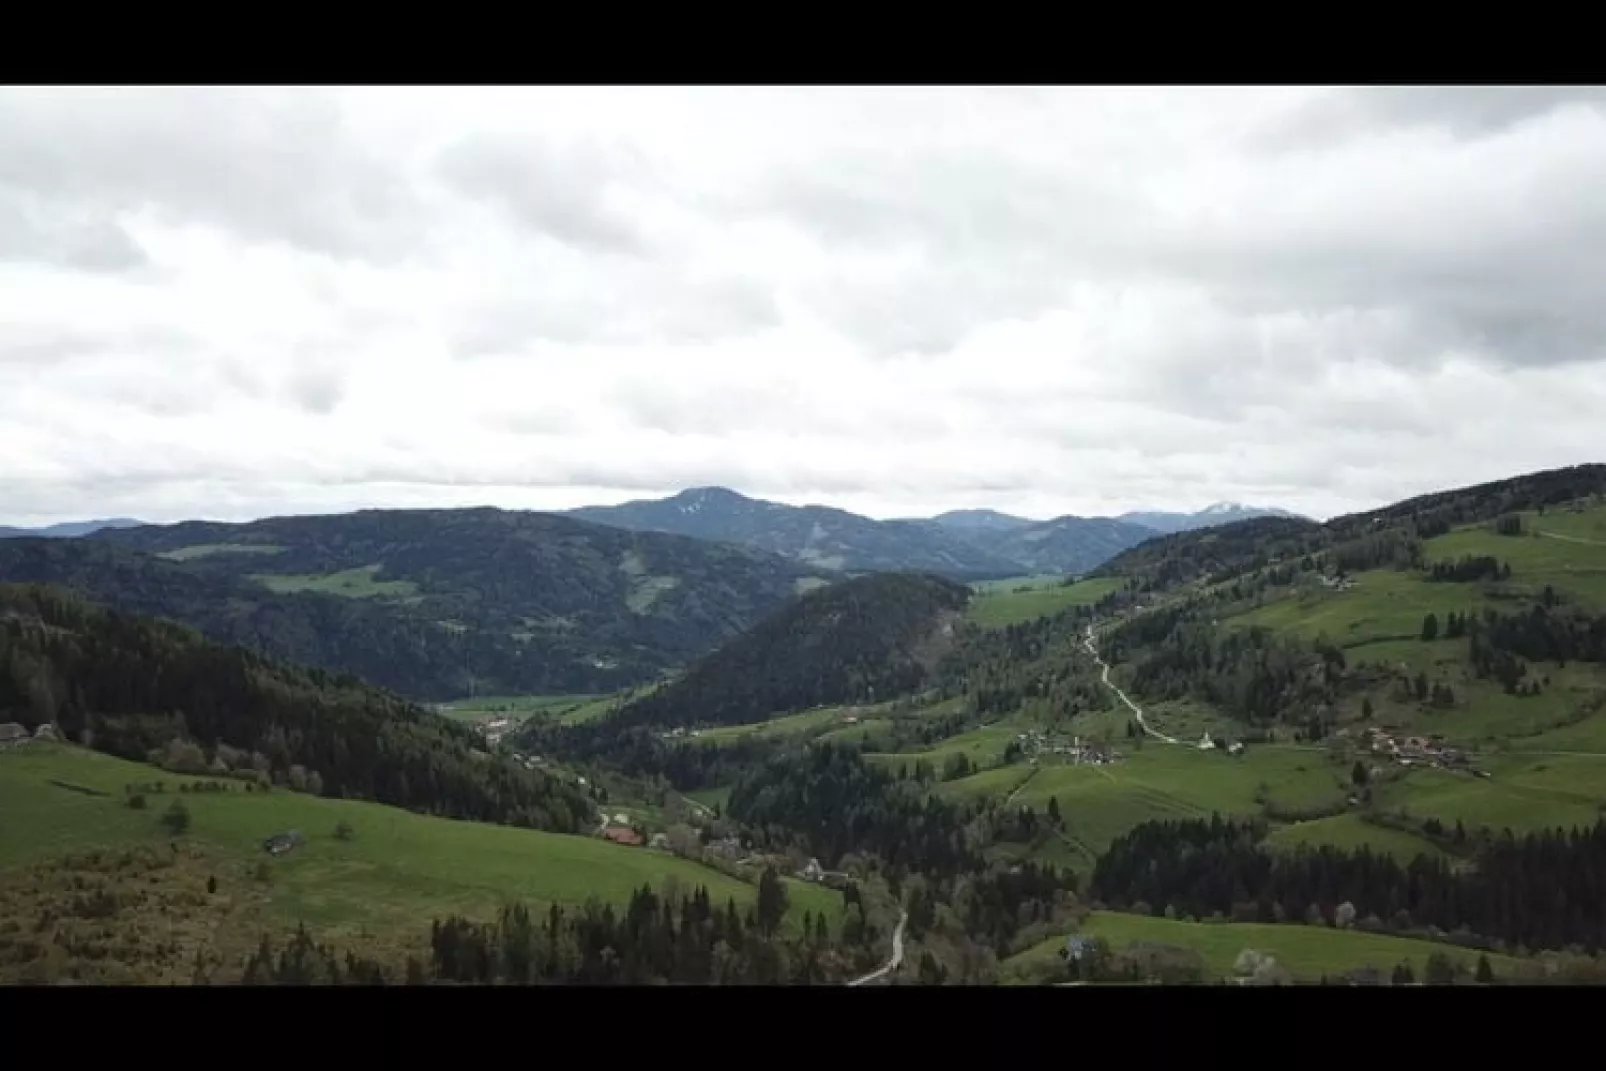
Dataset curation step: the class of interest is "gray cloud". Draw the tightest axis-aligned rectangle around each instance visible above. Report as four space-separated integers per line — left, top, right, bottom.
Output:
0 195 146 272
0 88 422 262
1253 86 1606 151
2 86 1604 528
435 134 652 255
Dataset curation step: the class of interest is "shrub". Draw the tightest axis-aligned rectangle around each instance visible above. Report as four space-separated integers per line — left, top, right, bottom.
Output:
127 793 148 811
161 799 191 836
334 820 355 842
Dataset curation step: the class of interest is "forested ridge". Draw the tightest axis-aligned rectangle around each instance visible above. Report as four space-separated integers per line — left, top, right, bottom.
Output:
6 506 827 698
611 572 971 730
1094 463 1606 594
0 583 594 832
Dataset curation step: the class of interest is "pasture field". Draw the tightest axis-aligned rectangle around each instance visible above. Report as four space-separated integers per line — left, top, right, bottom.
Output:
864 721 1023 772
683 785 732 811
1230 568 1485 649
158 543 285 561
936 765 1035 802
436 694 602 723
250 564 420 600
970 575 1070 594
966 576 1123 629
938 743 1349 865
1000 911 1527 984
1374 757 1606 836
1264 813 1448 862
692 706 860 745
0 744 844 948
1424 514 1606 610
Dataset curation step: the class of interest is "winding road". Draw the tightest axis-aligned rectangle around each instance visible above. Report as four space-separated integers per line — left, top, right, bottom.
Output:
847 910 908 986
1082 624 1180 745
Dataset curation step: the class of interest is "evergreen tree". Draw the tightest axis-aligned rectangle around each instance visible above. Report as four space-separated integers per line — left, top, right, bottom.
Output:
756 866 789 937
1421 613 1439 642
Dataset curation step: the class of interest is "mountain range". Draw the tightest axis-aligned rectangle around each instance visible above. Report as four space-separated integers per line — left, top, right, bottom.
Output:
0 492 1301 702
563 487 1302 578
1113 502 1305 534
0 517 144 539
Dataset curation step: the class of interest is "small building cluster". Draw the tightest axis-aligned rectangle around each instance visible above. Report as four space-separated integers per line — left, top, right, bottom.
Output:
655 726 704 740
1015 730 1121 767
1358 726 1478 773
508 751 545 771
796 856 851 889
1197 732 1245 756
1317 574 1357 592
477 716 513 747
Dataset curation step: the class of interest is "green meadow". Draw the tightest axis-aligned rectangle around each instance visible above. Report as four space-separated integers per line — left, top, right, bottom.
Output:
1001 911 1527 984
966 577 1123 629
159 543 286 561
251 564 420 600
0 744 844 949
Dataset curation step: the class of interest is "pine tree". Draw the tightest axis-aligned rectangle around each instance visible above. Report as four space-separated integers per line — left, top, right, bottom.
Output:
756 868 788 937
1475 954 1494 984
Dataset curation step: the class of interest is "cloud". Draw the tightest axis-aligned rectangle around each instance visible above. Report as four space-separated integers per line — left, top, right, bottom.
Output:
1 86 1603 528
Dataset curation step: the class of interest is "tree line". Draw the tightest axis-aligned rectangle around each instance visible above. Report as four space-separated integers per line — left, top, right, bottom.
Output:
1092 815 1606 954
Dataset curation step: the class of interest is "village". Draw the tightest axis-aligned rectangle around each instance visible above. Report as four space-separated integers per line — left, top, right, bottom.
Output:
1337 725 1486 777
1013 728 1123 767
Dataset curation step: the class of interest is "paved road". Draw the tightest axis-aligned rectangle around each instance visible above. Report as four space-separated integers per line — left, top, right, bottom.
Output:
847 910 908 987
1082 624 1180 745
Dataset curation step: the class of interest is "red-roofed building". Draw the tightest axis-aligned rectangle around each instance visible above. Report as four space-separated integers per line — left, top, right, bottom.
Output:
602 826 644 847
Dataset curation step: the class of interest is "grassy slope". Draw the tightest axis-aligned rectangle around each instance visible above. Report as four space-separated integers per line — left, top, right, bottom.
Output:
252 564 420 599
1265 813 1449 861
437 694 602 724
965 576 1123 629
1001 911 1525 984
0 744 843 948
1187 503 1606 844
937 743 1349 867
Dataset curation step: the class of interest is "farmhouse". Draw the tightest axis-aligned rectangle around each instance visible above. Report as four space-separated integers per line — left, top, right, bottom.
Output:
0 722 29 749
602 826 644 847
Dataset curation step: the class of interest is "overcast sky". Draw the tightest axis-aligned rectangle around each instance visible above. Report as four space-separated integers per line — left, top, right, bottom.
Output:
4 86 1605 526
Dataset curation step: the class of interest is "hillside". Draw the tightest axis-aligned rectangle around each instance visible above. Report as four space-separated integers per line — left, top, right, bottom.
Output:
606 572 973 730
54 508 829 698
1096 463 1606 593
565 487 1027 580
0 742 851 984
0 583 595 833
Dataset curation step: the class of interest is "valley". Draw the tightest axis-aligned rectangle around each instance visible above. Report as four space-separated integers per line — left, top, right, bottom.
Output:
6 464 1606 985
